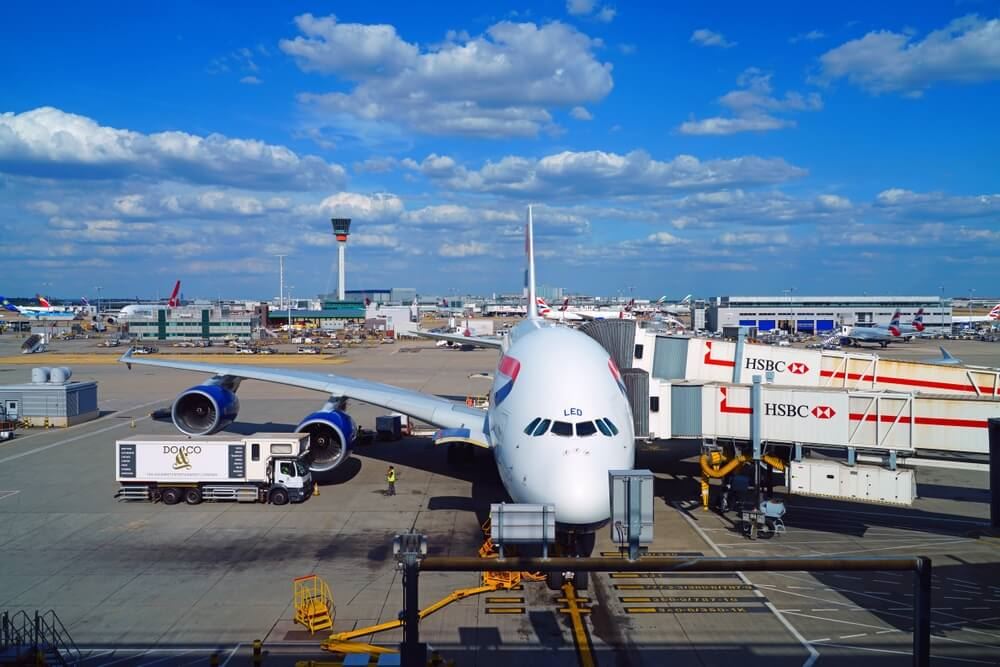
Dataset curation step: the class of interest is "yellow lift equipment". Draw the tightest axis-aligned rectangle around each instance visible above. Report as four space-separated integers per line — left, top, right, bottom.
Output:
294 574 335 634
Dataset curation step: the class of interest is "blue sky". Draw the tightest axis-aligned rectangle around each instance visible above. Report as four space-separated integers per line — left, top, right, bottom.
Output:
1 1 998 301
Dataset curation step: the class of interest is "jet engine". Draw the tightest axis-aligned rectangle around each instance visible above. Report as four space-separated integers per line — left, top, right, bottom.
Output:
295 409 356 472
171 378 240 435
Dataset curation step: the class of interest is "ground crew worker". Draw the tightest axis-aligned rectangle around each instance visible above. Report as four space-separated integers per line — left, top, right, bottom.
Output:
386 466 397 496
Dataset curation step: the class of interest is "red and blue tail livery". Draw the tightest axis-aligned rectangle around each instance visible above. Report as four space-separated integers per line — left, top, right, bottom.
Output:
494 354 521 405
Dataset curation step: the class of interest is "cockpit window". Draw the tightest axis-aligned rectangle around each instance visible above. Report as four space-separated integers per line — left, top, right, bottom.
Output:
550 421 573 437
576 421 597 437
524 417 541 435
595 419 612 436
532 419 551 436
603 418 620 436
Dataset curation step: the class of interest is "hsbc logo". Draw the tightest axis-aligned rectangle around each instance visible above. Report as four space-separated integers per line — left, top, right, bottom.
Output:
745 358 810 374
811 405 836 419
765 403 836 419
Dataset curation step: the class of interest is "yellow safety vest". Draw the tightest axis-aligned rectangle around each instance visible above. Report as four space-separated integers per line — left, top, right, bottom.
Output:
387 470 396 483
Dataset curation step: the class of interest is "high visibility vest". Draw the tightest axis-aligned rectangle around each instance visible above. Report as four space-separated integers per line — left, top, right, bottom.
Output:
387 470 396 483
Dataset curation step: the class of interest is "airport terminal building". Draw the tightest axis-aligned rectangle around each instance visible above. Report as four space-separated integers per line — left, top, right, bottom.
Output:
705 295 951 334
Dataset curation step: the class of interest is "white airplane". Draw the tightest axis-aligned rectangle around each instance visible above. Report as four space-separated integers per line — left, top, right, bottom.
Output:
0 294 78 320
655 294 692 315
842 310 905 348
120 208 635 580
114 280 181 320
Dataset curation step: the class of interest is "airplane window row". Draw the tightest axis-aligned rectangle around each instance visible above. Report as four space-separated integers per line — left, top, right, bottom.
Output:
523 417 619 438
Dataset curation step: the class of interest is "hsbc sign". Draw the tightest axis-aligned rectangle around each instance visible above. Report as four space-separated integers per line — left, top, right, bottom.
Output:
765 402 836 419
744 358 810 374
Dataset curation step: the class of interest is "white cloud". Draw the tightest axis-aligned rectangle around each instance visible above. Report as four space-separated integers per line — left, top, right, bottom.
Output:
719 231 791 245
417 149 807 197
679 68 822 135
240 75 262 85
279 14 419 77
570 106 594 121
296 191 405 221
566 0 595 15
285 17 614 138
647 231 683 245
439 241 489 257
27 200 59 215
690 29 736 49
790 29 825 44
404 204 518 227
818 15 1000 95
0 107 346 190
596 7 616 23
874 188 999 219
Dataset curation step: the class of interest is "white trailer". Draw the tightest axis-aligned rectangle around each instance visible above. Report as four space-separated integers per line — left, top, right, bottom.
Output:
115 433 312 505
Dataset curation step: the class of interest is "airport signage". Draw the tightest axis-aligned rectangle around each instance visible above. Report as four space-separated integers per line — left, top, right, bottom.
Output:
763 403 836 419
744 358 809 375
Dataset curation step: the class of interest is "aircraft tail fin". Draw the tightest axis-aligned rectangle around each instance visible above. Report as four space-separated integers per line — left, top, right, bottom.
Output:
681 294 692 304
167 280 181 308
525 206 538 319
1 297 21 313
990 303 1000 320
37 294 51 308
889 310 901 327
912 307 925 331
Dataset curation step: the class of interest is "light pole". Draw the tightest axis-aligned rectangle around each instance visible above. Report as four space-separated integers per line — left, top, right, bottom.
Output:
939 286 944 333
287 286 294 331
95 286 102 317
969 288 976 329
276 254 286 311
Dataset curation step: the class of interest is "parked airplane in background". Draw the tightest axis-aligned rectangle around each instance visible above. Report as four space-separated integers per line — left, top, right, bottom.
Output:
121 207 635 589
655 294 692 315
0 295 77 320
952 303 1000 326
842 310 903 348
895 308 929 339
537 297 585 321
113 281 181 320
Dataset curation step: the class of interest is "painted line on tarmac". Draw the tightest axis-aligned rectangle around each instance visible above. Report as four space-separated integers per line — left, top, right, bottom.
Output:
0 396 167 447
791 504 989 526
673 502 819 667
0 409 155 465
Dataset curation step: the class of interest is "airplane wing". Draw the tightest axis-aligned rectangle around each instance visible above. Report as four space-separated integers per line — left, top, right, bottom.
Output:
415 330 504 349
118 349 490 445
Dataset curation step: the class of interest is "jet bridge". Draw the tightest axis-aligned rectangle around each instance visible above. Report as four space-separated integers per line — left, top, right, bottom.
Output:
581 321 999 508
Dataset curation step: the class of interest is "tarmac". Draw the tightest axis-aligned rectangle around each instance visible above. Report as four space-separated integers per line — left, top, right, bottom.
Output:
0 333 997 665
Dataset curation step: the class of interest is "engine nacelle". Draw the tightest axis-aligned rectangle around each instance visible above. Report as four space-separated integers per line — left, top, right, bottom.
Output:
171 384 240 435
296 410 356 472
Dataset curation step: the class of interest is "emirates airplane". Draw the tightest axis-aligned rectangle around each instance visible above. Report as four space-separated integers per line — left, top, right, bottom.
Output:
121 207 635 584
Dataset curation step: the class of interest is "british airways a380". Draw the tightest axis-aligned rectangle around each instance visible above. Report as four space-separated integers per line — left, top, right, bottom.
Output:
120 208 635 585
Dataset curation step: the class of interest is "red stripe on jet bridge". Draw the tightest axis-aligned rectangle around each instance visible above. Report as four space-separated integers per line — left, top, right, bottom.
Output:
719 387 752 414
848 413 988 429
498 355 521 380
820 370 997 395
704 342 735 368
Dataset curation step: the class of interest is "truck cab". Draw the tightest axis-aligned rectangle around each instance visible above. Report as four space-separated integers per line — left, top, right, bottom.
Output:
269 456 313 504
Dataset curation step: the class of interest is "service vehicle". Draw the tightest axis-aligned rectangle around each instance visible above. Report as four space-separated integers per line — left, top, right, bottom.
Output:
115 433 312 505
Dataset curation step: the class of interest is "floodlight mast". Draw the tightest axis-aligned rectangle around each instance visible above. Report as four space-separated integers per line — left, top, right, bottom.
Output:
332 218 352 301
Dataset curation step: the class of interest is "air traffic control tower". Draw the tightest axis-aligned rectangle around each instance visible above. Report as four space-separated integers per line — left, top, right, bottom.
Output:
332 218 351 301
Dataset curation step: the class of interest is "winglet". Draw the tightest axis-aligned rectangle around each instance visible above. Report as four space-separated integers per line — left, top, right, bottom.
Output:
939 346 955 362
120 347 135 370
526 205 538 320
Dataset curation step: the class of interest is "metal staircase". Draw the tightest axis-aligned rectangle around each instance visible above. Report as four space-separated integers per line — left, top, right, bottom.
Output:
0 610 81 666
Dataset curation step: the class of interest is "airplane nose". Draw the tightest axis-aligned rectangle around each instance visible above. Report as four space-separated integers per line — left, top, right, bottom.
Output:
550 455 618 526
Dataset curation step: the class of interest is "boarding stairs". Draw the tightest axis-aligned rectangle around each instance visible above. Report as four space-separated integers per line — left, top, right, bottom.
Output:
293 575 335 634
0 610 81 666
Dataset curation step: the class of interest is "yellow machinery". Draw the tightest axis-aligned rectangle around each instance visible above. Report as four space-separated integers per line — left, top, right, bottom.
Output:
294 574 335 634
699 450 787 510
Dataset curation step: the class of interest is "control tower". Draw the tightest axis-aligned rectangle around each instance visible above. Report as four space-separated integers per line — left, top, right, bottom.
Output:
331 218 351 301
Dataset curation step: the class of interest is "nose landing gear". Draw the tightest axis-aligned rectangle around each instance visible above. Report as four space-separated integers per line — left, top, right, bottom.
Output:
545 531 596 591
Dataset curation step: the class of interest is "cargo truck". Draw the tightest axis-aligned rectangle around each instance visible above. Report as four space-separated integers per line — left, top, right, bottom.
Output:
115 433 312 505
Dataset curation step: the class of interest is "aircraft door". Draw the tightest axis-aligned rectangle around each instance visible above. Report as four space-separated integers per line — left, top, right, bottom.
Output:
5 400 18 421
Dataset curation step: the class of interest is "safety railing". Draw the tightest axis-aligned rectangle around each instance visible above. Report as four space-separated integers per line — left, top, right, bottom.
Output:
0 610 81 666
396 554 932 667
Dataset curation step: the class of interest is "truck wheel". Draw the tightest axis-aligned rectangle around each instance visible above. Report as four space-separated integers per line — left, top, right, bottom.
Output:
184 488 202 505
546 570 565 591
161 488 181 505
574 570 589 591
271 488 289 506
